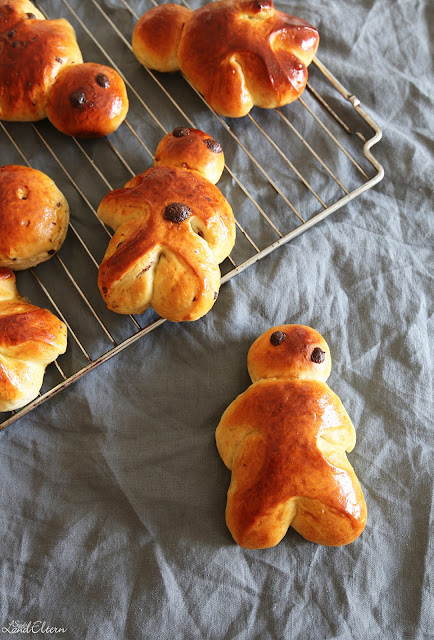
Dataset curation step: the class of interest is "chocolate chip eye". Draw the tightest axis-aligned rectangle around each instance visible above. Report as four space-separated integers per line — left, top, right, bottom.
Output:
311 347 325 363
270 330 286 346
172 127 190 138
26 12 36 19
96 73 110 88
69 90 87 108
204 139 222 154
164 202 191 223
7 31 15 38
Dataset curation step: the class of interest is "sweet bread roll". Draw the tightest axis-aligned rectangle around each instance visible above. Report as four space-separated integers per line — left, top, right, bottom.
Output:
0 0 45 32
216 325 367 549
97 130 235 322
0 165 69 270
132 0 319 118
0 267 67 412
154 127 225 185
132 3 191 72
0 2 83 121
46 62 129 138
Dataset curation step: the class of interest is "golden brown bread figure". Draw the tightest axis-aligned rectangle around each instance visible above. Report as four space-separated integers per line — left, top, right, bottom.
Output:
0 0 83 121
0 0 128 136
0 267 67 412
216 325 367 549
0 165 69 270
132 0 319 118
97 127 235 322
45 62 129 138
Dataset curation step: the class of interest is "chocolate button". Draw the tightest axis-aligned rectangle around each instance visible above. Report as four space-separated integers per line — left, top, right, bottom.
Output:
204 138 222 153
172 127 190 138
270 330 286 346
164 202 191 223
96 73 110 88
311 347 325 363
70 90 87 108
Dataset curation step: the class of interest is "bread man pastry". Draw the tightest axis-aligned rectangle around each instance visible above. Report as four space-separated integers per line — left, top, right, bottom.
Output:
97 127 235 322
0 267 67 412
216 325 367 549
0 165 69 270
132 0 319 118
0 0 128 136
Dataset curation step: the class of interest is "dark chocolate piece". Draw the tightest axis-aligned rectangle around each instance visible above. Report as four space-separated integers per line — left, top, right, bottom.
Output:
204 138 222 154
164 202 191 223
270 330 286 346
172 127 190 138
69 90 87 108
311 347 325 363
96 73 110 88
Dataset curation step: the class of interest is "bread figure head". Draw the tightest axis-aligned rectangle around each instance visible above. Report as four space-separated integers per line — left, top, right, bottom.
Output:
97 128 235 322
216 324 367 549
132 0 319 117
248 324 331 383
46 62 129 138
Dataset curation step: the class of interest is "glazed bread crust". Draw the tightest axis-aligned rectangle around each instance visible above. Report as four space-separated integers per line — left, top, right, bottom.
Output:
46 62 129 138
216 325 367 549
154 127 225 185
132 0 319 117
0 8 83 121
0 165 69 270
132 3 191 72
97 163 234 321
0 268 67 412
0 0 45 30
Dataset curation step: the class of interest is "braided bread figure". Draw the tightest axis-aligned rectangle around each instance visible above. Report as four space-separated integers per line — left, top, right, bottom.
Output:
0 268 67 412
216 325 367 549
0 0 128 136
97 127 235 322
132 0 319 118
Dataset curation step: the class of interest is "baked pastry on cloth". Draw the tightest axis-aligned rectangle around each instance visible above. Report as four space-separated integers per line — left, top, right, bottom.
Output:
0 0 128 136
97 127 235 322
216 325 367 549
132 0 319 118
0 165 69 270
0 267 67 413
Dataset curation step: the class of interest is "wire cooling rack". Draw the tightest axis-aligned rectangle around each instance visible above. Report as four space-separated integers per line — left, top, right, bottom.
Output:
0 0 384 430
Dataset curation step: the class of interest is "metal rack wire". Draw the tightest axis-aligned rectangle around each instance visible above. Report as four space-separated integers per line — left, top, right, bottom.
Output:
0 0 384 430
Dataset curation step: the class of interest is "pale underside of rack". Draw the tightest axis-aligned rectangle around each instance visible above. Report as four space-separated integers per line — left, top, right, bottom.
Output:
0 0 384 430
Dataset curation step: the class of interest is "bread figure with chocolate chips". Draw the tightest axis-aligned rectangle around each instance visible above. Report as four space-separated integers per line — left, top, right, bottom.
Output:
0 0 128 136
97 127 235 322
132 0 319 118
216 325 367 549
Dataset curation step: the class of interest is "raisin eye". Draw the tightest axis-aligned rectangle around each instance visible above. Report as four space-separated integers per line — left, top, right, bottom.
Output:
70 90 86 108
204 138 222 153
311 347 325 363
270 330 286 346
96 73 110 88
172 127 190 138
